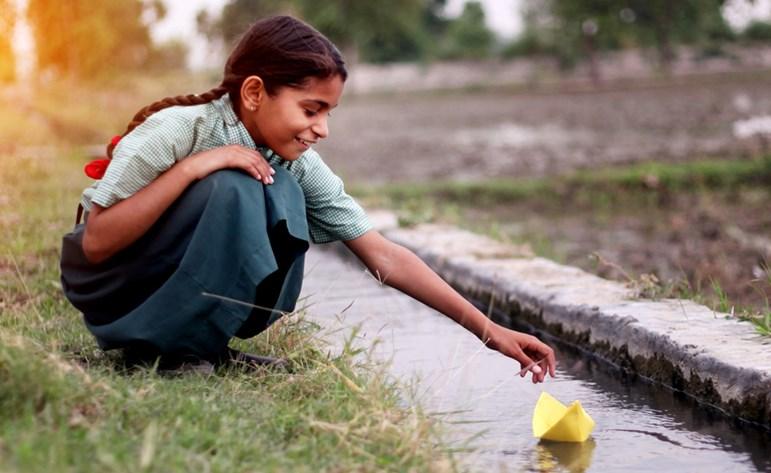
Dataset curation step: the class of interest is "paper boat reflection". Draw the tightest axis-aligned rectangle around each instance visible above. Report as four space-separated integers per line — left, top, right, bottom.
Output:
536 438 597 473
532 392 595 442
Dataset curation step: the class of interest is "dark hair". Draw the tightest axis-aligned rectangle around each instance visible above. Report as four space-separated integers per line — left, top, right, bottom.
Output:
108 15 346 158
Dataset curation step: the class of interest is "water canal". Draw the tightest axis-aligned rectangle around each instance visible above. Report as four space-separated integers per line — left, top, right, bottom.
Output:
302 245 771 472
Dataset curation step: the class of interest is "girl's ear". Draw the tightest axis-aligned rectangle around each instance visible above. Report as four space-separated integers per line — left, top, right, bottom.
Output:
241 76 265 111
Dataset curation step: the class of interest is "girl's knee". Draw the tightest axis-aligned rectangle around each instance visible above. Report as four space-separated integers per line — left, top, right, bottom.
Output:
270 166 304 196
188 168 304 209
201 169 257 190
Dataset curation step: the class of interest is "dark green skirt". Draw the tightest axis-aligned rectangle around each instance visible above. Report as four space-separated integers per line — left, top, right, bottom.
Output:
60 168 310 359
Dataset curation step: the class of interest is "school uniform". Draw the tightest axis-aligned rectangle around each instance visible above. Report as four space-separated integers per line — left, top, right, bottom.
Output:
60 95 371 360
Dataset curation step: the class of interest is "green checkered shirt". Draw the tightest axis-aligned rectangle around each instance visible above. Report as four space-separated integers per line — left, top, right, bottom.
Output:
81 95 371 243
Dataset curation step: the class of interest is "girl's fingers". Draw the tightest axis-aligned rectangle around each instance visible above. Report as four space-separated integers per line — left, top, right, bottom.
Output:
518 357 538 377
259 166 274 184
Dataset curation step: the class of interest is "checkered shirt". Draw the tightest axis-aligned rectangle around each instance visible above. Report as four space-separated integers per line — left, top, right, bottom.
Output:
81 95 371 243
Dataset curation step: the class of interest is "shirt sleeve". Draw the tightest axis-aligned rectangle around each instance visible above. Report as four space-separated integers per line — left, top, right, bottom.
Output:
89 108 197 209
296 149 372 244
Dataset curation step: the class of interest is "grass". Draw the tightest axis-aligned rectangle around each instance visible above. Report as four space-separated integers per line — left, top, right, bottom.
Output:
351 155 771 214
0 149 456 472
0 71 221 148
593 262 771 336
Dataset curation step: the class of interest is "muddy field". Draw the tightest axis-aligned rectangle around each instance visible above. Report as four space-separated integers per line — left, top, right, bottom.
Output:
457 189 771 312
315 71 771 183
313 72 771 313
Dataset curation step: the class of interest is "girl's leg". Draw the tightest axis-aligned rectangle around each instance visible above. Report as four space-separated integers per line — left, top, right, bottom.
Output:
61 168 309 359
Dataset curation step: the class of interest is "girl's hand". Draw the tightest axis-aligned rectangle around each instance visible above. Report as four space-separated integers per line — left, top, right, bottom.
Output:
182 144 276 185
485 324 556 383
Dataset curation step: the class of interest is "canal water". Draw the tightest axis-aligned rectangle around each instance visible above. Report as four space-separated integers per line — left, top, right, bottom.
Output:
301 245 771 472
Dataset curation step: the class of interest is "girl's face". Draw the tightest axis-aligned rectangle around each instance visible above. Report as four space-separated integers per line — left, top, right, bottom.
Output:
241 74 344 161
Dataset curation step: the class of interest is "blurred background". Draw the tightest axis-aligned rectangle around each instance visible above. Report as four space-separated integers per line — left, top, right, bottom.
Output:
1 0 770 321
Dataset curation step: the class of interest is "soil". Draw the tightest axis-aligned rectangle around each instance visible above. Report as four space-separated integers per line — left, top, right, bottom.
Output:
312 72 771 313
315 71 771 184
456 189 771 313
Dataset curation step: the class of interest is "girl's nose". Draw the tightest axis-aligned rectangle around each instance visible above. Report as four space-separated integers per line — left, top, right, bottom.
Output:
312 117 329 139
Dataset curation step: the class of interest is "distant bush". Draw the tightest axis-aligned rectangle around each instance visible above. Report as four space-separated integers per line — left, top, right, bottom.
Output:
502 33 552 58
743 21 771 42
437 2 494 60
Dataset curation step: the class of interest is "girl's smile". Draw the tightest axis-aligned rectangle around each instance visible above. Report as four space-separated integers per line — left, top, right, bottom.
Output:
241 74 343 160
295 136 316 151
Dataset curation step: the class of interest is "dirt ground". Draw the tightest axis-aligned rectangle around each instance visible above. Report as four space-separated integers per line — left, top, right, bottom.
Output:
456 188 771 312
313 72 771 313
316 71 771 183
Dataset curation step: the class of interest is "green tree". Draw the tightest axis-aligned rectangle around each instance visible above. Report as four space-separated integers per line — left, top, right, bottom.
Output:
197 0 291 48
548 0 639 79
26 0 163 79
743 20 771 42
625 0 730 66
200 0 446 63
438 1 494 60
0 0 15 82
292 0 435 63
517 0 732 71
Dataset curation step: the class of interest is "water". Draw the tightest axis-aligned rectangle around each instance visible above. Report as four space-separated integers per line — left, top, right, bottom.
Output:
301 245 771 472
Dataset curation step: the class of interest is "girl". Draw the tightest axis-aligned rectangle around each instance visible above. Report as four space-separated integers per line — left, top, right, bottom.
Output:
60 16 556 381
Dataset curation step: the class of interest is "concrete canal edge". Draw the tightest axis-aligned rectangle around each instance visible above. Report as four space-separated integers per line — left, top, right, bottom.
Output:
366 210 771 428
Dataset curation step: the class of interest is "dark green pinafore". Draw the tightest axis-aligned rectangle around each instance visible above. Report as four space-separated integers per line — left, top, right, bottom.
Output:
60 167 309 359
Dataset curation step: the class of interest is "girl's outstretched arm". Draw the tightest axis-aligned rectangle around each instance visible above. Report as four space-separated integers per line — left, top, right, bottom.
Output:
344 230 556 383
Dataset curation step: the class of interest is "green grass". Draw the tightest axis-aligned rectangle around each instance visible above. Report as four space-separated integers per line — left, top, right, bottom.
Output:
0 150 456 472
351 155 771 214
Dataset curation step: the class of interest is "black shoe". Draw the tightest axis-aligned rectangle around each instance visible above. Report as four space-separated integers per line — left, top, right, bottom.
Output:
226 348 289 371
157 355 215 376
122 347 214 376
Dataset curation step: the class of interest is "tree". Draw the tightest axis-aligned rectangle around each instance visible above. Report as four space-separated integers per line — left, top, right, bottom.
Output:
743 20 771 42
26 0 163 80
292 0 435 63
197 0 291 49
0 0 15 82
518 0 732 72
437 1 494 60
548 0 634 80
625 0 730 67
200 0 446 64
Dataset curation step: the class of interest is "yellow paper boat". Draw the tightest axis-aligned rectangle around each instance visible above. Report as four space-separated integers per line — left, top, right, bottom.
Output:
532 392 595 442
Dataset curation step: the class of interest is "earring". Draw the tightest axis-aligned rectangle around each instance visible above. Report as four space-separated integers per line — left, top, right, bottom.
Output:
248 105 256 111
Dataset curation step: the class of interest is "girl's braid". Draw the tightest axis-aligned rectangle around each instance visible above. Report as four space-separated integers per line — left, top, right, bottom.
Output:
107 86 228 158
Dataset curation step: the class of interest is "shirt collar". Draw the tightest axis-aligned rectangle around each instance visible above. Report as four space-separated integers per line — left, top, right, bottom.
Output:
213 94 276 160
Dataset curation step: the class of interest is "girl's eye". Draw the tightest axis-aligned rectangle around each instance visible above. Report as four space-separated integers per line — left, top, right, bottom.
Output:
304 109 317 117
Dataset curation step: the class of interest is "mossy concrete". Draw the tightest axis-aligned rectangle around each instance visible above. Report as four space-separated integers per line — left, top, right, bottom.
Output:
379 220 771 427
